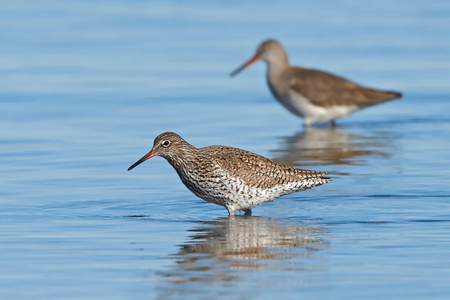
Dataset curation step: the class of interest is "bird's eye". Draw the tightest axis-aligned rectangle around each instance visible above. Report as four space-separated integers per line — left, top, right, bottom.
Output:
161 140 171 147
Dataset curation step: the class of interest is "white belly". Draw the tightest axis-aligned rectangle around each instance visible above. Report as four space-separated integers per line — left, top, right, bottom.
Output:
270 85 359 125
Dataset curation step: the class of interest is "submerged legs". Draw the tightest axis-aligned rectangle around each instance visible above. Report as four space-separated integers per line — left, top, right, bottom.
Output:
226 206 236 217
226 206 252 217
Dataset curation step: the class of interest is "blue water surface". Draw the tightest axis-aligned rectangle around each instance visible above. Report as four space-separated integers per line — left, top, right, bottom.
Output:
1 1 449 299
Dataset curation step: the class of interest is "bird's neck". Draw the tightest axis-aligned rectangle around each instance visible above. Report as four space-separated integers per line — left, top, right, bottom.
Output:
166 146 198 171
266 54 289 79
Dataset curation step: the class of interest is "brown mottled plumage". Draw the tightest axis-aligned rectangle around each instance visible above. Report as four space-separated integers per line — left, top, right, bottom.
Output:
231 39 402 127
128 132 330 216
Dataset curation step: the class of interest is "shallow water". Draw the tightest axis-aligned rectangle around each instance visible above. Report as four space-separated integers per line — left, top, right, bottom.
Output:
1 1 450 299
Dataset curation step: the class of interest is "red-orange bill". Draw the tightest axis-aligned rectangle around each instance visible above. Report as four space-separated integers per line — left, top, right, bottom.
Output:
230 55 260 77
128 149 157 171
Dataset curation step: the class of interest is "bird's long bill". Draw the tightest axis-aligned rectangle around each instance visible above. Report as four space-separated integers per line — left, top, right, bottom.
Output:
128 149 157 171
230 55 260 77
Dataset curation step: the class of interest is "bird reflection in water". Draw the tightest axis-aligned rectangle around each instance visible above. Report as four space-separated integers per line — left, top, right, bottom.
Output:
158 216 326 290
271 127 394 167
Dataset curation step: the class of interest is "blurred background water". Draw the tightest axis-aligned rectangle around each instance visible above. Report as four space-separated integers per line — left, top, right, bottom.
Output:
1 1 450 299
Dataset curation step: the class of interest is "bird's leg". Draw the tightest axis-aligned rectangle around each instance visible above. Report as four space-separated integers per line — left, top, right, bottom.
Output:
243 209 252 216
226 207 236 217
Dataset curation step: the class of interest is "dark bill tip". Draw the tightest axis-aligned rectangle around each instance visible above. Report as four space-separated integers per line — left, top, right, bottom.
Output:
127 149 157 171
229 55 260 77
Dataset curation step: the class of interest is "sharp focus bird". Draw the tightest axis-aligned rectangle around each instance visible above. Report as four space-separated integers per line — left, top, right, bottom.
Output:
128 132 330 216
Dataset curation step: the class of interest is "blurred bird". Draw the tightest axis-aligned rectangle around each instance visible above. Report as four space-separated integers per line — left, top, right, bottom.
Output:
231 39 401 127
